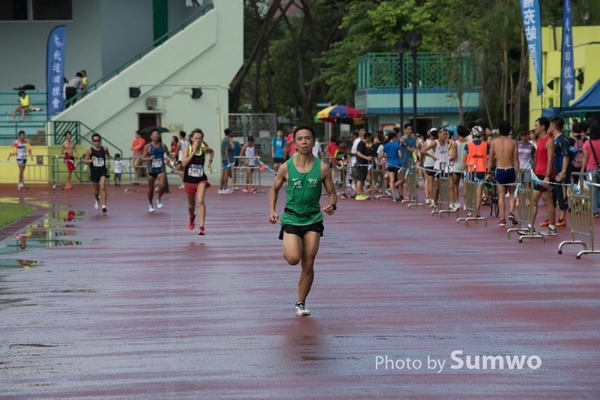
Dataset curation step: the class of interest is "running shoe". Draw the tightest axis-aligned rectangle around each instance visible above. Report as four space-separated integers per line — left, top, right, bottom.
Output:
425 198 431 205
508 212 518 225
17 182 24 189
188 216 195 230
252 187 257 194
498 219 506 227
178 184 184 189
198 226 205 235
355 194 368 201
156 198 163 209
101 205 107 213
539 219 550 227
94 198 100 210
243 187 249 193
556 219 567 227
295 302 310 316
540 227 557 236
385 189 392 196
432 206 439 213
149 204 155 213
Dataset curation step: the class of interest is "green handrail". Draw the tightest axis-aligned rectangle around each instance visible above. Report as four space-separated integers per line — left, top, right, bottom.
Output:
51 120 122 157
62 3 214 109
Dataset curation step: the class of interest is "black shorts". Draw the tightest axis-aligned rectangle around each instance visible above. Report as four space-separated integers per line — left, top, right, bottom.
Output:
279 221 324 240
148 171 165 179
90 169 107 183
533 173 554 193
273 157 284 164
386 166 399 174
425 168 437 177
356 166 368 182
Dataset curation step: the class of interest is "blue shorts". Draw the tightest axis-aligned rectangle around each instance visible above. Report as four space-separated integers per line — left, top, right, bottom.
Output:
222 160 231 170
495 167 516 186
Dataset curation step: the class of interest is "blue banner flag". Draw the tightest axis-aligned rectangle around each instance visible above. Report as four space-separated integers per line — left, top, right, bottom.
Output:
520 0 543 95
561 0 575 106
46 25 66 116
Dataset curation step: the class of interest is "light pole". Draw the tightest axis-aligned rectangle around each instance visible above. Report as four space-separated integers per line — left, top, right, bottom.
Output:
405 33 422 133
395 40 409 128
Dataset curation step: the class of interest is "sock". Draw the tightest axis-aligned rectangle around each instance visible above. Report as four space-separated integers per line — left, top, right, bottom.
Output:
549 224 556 230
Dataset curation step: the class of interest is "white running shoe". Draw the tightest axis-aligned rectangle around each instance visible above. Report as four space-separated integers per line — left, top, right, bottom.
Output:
178 184 184 189
94 198 100 210
149 204 155 213
156 198 163 209
295 302 311 316
17 182 24 189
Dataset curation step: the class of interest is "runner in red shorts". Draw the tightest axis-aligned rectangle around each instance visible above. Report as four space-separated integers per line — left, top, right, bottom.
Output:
182 129 213 235
61 131 79 189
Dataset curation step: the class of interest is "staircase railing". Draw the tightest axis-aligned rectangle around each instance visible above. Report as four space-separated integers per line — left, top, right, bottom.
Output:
62 3 214 109
51 120 122 157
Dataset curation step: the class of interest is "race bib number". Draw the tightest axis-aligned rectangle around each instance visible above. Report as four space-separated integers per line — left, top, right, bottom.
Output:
93 157 105 167
151 159 163 169
188 164 204 177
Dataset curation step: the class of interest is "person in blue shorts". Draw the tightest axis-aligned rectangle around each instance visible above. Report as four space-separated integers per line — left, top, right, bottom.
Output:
142 129 171 212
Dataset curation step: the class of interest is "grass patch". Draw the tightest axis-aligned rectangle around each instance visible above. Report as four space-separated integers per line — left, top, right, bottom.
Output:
0 203 34 229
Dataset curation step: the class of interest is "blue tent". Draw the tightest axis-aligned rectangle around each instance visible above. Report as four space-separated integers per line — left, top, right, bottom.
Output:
542 79 600 117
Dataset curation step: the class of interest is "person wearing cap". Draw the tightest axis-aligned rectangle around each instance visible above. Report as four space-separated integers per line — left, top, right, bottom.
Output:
463 125 488 216
487 121 519 227
269 124 337 317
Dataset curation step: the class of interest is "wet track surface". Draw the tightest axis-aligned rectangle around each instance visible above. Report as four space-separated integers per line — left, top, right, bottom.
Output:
0 181 599 399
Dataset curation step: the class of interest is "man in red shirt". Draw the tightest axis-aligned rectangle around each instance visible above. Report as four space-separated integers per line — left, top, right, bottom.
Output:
130 130 146 183
531 117 556 236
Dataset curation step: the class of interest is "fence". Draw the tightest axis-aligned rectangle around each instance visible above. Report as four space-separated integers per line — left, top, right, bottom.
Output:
457 166 486 226
373 163 391 201
507 170 544 242
1 155 61 189
233 156 266 194
402 165 423 208
558 172 600 258
435 162 458 218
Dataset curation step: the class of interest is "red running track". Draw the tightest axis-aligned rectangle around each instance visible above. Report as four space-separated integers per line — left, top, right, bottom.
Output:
0 182 599 399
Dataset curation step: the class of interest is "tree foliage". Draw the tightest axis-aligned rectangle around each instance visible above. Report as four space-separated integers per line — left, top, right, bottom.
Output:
230 0 600 127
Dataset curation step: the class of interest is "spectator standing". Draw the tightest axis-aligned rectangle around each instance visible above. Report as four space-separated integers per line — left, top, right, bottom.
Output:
130 130 146 183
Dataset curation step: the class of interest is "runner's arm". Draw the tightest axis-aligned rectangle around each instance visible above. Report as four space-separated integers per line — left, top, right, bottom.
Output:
269 162 288 223
141 144 151 162
321 162 337 215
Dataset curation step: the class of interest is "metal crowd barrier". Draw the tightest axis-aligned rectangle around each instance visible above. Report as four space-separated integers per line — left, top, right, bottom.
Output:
507 169 544 242
234 156 266 194
457 165 486 226
330 158 350 199
402 164 423 208
1 155 62 189
434 162 458 218
558 172 600 258
372 162 390 201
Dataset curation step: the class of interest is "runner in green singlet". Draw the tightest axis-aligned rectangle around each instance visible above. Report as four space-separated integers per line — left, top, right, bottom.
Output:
269 124 337 316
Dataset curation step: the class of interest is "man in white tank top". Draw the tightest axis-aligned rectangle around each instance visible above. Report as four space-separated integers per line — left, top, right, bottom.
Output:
420 128 449 212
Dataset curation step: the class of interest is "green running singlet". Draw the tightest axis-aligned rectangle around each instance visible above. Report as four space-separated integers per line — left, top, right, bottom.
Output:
281 157 324 226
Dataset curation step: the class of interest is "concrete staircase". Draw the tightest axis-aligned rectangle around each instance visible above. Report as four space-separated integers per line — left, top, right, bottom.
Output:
0 90 48 145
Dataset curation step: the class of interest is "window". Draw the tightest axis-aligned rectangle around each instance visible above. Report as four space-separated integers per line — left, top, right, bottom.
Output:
32 0 71 20
0 0 28 21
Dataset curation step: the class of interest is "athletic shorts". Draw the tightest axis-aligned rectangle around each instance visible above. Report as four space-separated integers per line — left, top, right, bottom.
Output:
425 168 437 177
184 180 210 195
273 157 284 164
495 167 516 186
65 156 76 173
148 170 165 179
453 171 463 178
533 173 554 193
386 166 399 174
356 166 368 182
279 220 324 240
90 169 107 183
17 159 26 166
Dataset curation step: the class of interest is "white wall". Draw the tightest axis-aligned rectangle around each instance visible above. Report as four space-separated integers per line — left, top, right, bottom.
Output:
53 0 243 167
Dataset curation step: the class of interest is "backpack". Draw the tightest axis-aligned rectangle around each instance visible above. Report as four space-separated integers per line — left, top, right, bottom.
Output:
571 135 585 169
